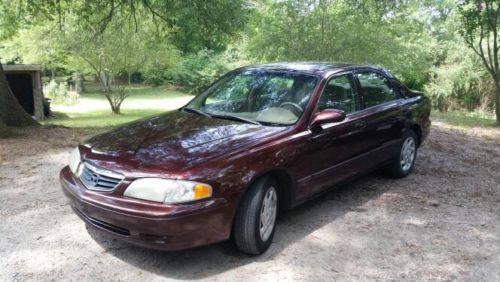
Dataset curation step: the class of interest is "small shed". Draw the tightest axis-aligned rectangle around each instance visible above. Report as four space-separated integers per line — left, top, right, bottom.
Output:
4 64 45 120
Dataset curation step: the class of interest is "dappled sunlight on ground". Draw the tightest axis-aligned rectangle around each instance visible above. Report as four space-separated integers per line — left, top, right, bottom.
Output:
1 117 499 280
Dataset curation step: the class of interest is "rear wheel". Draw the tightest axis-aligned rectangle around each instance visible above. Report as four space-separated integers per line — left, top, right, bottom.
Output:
385 130 418 178
233 177 278 255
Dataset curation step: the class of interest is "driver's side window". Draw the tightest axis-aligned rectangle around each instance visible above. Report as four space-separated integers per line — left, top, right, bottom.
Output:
318 74 358 113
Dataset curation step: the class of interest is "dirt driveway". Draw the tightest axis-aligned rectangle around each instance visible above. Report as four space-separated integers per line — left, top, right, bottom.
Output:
1 120 499 281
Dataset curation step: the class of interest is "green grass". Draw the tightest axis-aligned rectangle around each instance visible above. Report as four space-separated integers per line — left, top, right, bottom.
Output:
432 110 498 128
43 82 193 128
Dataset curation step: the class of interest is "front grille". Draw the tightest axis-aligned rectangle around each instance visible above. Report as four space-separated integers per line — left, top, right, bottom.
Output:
79 162 124 191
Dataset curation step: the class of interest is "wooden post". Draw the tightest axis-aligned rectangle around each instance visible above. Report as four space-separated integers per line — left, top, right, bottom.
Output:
32 70 44 120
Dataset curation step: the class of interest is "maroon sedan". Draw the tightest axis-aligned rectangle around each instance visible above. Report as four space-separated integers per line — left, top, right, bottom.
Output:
61 63 431 254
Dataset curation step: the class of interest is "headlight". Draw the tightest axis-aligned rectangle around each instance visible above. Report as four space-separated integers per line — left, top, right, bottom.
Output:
69 147 81 175
124 178 212 204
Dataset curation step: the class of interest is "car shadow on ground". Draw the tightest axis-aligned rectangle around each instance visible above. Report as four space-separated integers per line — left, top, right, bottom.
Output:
87 172 396 280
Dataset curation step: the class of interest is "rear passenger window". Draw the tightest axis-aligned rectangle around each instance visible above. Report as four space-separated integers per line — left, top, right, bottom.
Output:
356 72 397 108
318 75 358 113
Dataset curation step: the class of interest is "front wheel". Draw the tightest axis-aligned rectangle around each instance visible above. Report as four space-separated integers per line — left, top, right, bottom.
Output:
385 130 418 178
233 177 278 255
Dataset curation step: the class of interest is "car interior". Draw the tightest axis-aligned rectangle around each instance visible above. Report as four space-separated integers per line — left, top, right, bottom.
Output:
202 76 316 124
357 72 396 108
318 79 357 113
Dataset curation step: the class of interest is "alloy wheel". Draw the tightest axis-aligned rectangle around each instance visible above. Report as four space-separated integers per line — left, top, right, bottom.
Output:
400 137 416 171
259 186 278 241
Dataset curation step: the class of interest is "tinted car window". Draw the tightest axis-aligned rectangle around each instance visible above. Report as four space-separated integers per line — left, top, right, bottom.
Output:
318 75 358 113
357 72 397 107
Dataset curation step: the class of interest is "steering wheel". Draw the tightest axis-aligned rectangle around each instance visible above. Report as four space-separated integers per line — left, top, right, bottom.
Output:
280 102 303 116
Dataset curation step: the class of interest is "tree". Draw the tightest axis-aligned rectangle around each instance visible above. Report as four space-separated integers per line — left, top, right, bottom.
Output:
105 86 129 114
246 0 435 89
459 0 500 124
1 24 69 78
0 1 40 128
59 13 180 91
0 0 249 129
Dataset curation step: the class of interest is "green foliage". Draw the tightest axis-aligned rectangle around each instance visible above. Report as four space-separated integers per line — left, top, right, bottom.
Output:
44 80 79 105
0 24 68 69
0 1 19 40
246 0 435 90
144 48 247 94
162 0 250 52
424 16 494 112
457 0 500 123
165 50 228 93
2 0 499 123
1 0 250 55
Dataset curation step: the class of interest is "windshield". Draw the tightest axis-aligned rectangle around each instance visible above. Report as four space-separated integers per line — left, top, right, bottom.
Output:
185 70 318 125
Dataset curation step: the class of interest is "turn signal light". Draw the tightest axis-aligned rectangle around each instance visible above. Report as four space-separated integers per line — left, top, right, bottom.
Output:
194 184 212 199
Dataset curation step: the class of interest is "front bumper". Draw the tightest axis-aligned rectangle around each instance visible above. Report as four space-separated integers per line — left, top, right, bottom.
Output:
60 166 235 251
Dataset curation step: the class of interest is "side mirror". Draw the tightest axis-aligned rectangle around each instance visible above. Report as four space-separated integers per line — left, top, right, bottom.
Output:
310 109 346 128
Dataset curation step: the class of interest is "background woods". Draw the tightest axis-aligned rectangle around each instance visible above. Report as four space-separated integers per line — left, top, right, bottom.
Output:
0 0 499 130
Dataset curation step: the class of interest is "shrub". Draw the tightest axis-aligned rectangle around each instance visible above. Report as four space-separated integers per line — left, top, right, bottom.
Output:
423 39 495 113
143 48 246 94
143 65 168 86
44 80 79 105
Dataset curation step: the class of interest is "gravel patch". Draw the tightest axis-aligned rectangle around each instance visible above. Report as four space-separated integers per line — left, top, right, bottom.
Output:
0 120 499 281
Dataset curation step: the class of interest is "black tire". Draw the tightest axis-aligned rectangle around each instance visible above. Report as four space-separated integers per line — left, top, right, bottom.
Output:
385 130 418 178
233 176 279 255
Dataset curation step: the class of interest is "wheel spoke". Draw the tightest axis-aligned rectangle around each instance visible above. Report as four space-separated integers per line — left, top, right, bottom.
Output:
400 136 416 171
260 187 278 241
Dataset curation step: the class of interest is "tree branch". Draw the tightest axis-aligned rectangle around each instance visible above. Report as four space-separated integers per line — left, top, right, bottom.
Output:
142 0 172 26
477 9 496 77
96 0 119 36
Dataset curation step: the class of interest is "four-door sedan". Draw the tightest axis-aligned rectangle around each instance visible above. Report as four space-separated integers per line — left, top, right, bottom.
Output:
60 62 431 254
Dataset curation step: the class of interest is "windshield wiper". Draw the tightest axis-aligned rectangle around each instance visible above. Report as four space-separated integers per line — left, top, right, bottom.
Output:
212 113 261 125
259 121 287 127
182 107 212 118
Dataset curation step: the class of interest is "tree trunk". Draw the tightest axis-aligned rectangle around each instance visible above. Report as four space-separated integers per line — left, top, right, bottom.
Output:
496 82 500 125
0 119 13 137
74 72 83 94
98 71 112 92
0 62 39 127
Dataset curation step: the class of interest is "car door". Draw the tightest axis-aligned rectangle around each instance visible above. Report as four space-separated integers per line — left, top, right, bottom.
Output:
297 73 374 198
354 70 406 163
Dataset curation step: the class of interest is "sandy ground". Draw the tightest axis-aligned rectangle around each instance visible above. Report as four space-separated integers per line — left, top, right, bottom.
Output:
0 119 499 281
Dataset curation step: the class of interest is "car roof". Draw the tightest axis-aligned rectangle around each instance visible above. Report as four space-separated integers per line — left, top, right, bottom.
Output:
239 62 384 76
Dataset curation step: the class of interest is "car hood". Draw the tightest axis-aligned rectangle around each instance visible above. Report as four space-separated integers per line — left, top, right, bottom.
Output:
83 110 286 171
